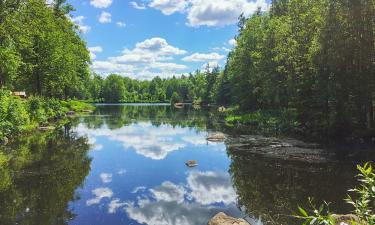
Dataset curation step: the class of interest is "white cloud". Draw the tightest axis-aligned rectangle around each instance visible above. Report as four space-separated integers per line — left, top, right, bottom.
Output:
70 16 91 33
91 37 188 79
108 199 127 213
150 181 186 203
187 171 237 205
86 187 113 206
182 52 225 62
130 1 146 10
100 173 113 183
149 0 188 15
124 171 246 225
117 169 127 175
75 122 188 160
132 186 147 193
99 11 112 23
90 0 112 8
89 46 103 60
187 0 269 27
116 21 126 28
228 38 237 46
201 61 220 71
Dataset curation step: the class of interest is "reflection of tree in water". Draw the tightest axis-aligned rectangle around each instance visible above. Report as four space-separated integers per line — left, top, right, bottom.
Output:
228 153 358 225
0 130 91 225
83 105 225 131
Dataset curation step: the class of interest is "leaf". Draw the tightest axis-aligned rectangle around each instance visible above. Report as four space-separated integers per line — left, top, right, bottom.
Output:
298 206 309 217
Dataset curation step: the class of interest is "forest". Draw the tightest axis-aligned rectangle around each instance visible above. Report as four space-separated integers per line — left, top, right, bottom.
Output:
1 0 375 141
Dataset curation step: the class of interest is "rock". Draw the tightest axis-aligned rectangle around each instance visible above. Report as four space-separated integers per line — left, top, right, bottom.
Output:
331 214 364 225
174 103 184 109
185 160 198 167
1 136 9 145
208 212 251 225
207 133 226 142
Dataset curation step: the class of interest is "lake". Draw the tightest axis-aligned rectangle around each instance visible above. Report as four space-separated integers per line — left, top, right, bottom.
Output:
0 104 370 225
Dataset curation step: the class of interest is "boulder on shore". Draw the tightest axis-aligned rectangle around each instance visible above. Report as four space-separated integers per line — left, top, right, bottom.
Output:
208 212 251 225
207 133 226 142
1 137 9 145
331 214 365 225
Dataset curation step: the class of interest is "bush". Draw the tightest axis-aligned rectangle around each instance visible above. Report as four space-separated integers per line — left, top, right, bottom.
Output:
296 163 374 225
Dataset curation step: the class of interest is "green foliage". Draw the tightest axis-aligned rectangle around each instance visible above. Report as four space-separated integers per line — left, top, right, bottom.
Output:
170 92 182 105
296 163 375 225
61 100 94 112
222 0 375 140
225 109 299 135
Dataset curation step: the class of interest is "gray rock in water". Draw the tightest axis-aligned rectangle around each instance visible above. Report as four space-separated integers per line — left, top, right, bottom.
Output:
207 133 226 142
208 212 251 225
186 160 198 167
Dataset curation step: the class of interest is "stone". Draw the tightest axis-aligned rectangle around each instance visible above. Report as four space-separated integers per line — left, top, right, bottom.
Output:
331 214 364 225
207 133 226 142
1 136 9 145
185 160 198 167
208 212 251 225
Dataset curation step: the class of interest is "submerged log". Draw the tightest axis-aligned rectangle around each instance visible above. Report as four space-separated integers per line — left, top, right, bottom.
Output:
208 212 251 225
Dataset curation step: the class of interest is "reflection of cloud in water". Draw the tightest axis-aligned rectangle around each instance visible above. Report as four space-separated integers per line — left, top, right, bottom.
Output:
125 171 242 225
125 200 241 225
150 181 185 203
75 123 192 160
100 173 112 183
108 199 127 214
187 171 236 205
117 169 126 175
86 187 113 206
132 186 147 193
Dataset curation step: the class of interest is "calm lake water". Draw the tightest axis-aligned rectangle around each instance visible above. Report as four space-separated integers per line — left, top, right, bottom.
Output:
0 104 370 225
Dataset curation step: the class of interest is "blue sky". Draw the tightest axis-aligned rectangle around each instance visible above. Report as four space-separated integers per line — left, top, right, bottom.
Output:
67 0 269 79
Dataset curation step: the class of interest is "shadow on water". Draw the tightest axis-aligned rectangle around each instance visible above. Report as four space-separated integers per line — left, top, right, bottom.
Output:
0 130 91 225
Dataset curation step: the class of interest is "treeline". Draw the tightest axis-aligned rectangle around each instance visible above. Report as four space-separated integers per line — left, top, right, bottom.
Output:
0 0 90 98
215 0 375 140
86 66 221 103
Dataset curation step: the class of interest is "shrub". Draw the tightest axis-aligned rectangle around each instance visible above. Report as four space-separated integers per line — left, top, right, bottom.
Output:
296 163 374 225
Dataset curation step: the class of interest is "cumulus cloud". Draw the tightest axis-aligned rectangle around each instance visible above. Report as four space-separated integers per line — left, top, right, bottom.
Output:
108 199 127 213
90 37 188 79
100 173 113 183
124 171 245 225
99 11 112 23
89 46 103 60
149 0 188 15
70 16 91 33
150 181 186 203
116 21 126 28
187 0 269 27
187 171 237 205
228 38 237 46
130 1 146 10
90 0 112 8
74 122 188 160
182 52 225 62
86 188 113 206
132 186 147 193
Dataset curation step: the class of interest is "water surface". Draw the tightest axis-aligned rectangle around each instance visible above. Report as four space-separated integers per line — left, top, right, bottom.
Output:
0 104 368 225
